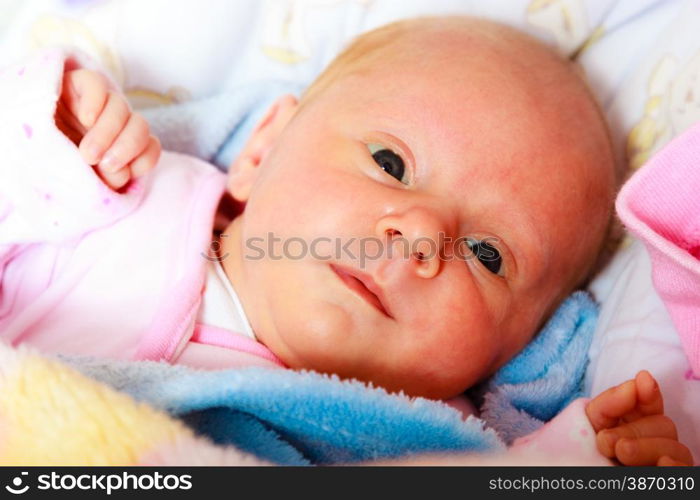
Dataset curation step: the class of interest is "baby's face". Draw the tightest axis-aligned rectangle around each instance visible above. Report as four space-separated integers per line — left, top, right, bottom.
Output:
222 35 613 399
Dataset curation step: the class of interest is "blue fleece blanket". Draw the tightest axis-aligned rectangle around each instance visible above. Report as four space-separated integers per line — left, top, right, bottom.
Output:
62 291 597 465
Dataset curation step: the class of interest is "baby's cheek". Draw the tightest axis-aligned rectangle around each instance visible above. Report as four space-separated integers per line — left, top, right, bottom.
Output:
443 304 505 378
422 318 495 379
436 276 494 335
267 291 355 371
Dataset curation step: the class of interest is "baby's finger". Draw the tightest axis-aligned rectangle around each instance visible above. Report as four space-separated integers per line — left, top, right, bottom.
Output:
61 69 108 128
130 136 161 178
615 437 694 466
79 92 130 165
658 455 691 466
633 370 664 417
586 379 637 432
98 113 150 174
98 165 131 191
596 414 678 457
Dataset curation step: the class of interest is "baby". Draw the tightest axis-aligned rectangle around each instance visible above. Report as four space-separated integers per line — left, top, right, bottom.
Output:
4 16 691 465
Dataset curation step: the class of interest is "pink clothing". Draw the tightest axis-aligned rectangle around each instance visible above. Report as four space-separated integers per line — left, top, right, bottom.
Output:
616 120 700 378
176 324 285 369
0 48 279 369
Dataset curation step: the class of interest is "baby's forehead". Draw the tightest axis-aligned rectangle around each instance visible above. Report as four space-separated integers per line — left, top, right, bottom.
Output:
326 34 588 132
303 17 558 107
343 19 563 79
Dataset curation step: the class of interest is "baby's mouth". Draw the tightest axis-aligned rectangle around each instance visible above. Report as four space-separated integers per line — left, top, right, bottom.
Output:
330 264 394 319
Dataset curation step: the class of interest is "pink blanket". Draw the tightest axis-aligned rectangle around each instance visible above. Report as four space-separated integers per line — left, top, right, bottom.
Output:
616 121 700 379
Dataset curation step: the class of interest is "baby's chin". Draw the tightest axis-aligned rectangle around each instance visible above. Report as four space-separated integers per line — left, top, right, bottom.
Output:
339 367 476 401
272 338 480 400
279 350 470 400
382 379 472 401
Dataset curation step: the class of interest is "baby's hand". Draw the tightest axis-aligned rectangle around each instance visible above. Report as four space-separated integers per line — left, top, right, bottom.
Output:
585 370 693 466
55 69 161 190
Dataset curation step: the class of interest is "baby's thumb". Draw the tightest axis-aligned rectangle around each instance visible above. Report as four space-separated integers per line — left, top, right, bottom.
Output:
61 69 107 129
635 370 664 415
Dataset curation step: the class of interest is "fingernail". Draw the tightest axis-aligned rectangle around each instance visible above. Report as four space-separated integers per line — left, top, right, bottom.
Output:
100 151 121 172
619 438 637 456
83 142 102 164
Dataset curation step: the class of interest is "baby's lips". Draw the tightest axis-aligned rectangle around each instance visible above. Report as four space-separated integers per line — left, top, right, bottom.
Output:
330 263 394 319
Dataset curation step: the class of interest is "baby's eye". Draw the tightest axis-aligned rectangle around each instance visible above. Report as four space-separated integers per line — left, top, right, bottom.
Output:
466 238 503 276
367 143 408 184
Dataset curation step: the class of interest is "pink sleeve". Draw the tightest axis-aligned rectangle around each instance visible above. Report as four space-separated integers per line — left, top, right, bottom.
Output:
172 324 286 370
0 48 145 248
615 121 700 378
508 398 613 465
0 49 149 345
379 398 614 466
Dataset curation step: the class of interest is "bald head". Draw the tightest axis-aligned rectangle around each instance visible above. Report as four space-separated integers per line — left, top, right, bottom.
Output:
306 17 593 114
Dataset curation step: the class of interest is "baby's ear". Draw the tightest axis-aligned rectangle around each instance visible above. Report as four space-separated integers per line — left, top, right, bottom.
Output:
226 94 298 201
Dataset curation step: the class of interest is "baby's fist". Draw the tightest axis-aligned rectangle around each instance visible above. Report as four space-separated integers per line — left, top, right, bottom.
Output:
55 68 161 190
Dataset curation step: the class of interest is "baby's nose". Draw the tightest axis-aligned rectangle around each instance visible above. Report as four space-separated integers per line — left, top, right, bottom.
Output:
375 207 448 279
